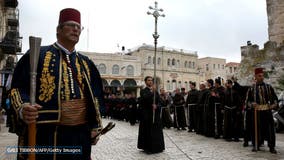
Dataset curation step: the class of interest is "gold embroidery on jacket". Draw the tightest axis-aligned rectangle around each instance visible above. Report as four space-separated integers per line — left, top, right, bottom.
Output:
39 51 56 102
62 59 70 101
82 60 91 79
75 58 84 98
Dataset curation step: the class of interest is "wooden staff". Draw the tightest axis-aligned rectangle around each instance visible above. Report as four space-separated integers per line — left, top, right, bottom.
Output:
253 104 258 152
28 36 41 160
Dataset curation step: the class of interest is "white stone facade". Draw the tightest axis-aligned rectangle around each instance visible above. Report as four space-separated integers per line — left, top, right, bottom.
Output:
197 57 227 83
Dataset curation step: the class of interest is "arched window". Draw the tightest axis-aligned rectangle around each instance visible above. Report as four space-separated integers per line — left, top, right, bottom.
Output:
177 60 180 68
157 57 161 65
167 80 170 90
192 62 195 69
112 64 119 74
172 59 176 66
172 79 176 90
126 65 134 76
167 58 171 66
189 61 192 68
184 61 187 68
98 63 106 74
148 56 151 64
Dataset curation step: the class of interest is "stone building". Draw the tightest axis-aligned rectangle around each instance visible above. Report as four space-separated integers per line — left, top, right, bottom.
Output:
82 44 240 94
129 44 200 92
197 57 226 83
225 62 240 80
267 0 284 45
82 51 143 96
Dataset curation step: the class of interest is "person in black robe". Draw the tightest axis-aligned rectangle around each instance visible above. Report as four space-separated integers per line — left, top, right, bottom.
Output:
213 78 226 138
246 68 278 153
203 79 215 137
173 88 187 130
196 82 209 135
185 81 199 132
126 92 138 125
137 76 165 153
159 88 173 128
223 79 242 141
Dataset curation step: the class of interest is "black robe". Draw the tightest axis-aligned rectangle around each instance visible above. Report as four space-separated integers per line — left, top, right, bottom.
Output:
137 87 165 153
185 89 199 131
159 93 173 128
173 93 187 129
223 88 242 140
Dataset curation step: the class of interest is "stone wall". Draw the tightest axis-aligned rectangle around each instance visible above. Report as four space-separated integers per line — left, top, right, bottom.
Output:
237 41 284 92
267 0 284 45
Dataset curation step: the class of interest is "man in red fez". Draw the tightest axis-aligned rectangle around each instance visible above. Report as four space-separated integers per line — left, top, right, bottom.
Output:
9 8 104 160
245 67 278 153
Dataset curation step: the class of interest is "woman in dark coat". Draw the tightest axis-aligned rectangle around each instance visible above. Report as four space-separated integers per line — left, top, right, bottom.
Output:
137 76 165 153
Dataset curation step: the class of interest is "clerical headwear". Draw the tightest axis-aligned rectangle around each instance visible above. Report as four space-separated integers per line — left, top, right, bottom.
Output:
255 67 264 75
59 8 81 25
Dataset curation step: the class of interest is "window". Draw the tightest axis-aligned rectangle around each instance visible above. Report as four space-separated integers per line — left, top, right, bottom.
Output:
153 57 155 64
126 65 134 76
148 56 151 64
213 64 216 69
218 64 220 69
177 60 180 68
184 61 187 68
98 63 106 74
178 81 182 88
189 61 192 68
172 59 176 66
167 80 170 90
167 58 171 66
192 62 195 69
112 65 119 74
158 57 161 65
206 64 209 71
222 65 225 69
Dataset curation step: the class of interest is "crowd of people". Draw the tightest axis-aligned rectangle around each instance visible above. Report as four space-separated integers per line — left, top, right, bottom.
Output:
101 68 279 154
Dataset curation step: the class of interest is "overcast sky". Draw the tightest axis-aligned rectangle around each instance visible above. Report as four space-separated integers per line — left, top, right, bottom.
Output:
18 0 268 62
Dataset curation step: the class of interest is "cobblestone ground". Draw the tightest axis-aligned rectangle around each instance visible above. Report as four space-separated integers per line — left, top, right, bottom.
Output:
91 119 284 160
1 118 284 160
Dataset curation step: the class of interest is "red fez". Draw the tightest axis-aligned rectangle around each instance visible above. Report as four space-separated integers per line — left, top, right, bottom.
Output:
59 8 81 25
255 67 264 75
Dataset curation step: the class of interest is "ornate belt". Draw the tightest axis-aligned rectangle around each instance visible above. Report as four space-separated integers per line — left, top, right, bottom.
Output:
255 104 270 111
59 98 87 126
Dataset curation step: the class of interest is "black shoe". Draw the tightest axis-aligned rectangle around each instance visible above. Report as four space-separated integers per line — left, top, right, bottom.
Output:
225 138 232 142
233 138 240 142
243 142 248 147
214 135 220 139
188 129 193 132
270 148 277 154
182 127 186 130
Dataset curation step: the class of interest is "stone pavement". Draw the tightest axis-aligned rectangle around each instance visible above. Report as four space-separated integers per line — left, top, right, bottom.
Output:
1 118 284 160
92 119 284 160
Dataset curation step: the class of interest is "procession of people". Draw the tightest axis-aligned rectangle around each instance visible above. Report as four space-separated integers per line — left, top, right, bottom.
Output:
99 67 279 155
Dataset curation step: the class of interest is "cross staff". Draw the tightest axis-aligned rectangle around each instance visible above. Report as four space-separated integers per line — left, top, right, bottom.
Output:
147 1 165 124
